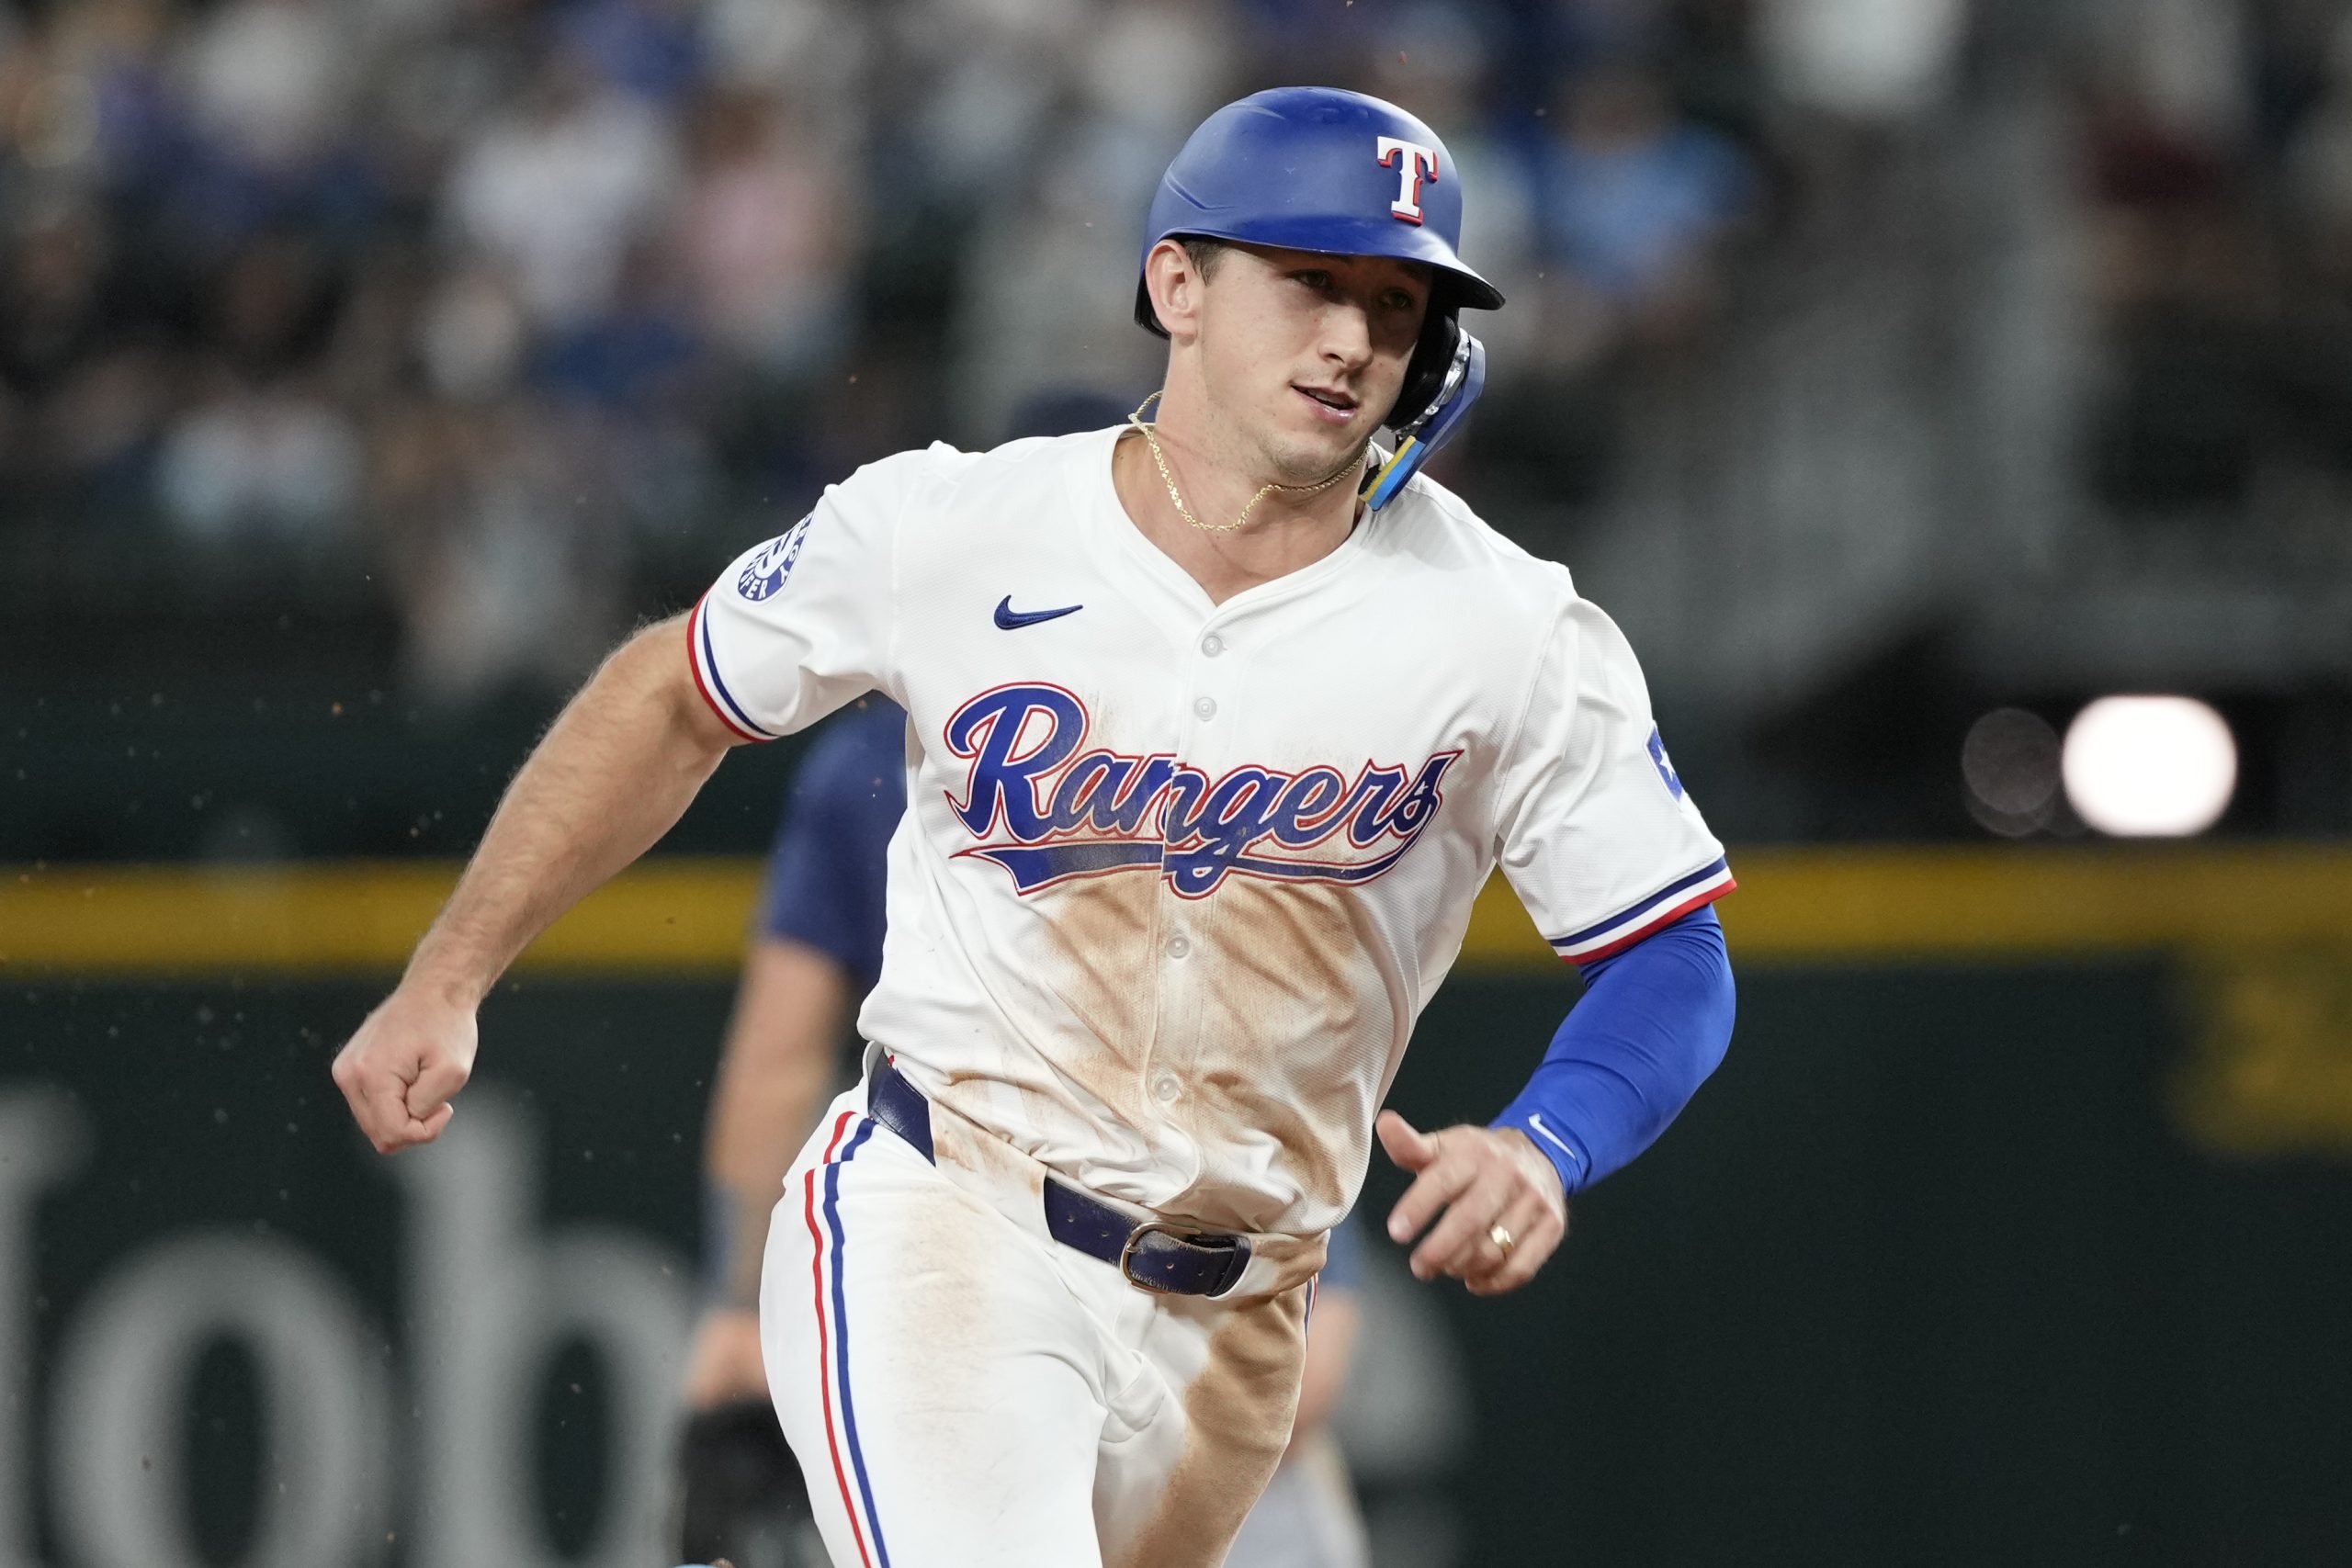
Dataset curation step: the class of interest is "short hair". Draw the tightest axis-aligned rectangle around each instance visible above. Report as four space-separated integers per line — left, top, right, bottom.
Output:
1181 237 1227 281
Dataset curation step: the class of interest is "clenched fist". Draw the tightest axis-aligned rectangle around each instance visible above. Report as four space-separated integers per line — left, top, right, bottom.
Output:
330 986 479 1154
1377 1110 1568 1296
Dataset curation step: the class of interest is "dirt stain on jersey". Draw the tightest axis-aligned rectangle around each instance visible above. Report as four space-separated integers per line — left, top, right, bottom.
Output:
1029 865 1165 1125
1105 1285 1308 1568
928 1097 1049 1212
1177 877 1407 1226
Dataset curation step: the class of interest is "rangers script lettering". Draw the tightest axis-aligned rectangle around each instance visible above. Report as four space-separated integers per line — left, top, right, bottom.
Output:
944 683 1458 897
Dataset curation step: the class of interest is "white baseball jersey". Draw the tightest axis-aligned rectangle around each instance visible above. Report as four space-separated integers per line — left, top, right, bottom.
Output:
691 425 1732 1239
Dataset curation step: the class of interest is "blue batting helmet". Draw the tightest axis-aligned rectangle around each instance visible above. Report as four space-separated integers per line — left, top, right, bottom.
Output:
1133 86 1504 335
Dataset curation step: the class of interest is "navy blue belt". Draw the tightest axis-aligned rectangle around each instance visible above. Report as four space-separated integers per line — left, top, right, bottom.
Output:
867 1057 1251 1298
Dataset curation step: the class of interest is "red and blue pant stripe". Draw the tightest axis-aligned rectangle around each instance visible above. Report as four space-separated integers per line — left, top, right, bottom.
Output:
803 1111 893 1567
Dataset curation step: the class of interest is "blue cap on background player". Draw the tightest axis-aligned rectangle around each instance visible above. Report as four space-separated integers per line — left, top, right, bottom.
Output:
1133 86 1503 509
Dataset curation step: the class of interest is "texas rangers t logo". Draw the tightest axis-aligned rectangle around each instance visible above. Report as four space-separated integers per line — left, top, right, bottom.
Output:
944 684 1458 898
1375 136 1439 225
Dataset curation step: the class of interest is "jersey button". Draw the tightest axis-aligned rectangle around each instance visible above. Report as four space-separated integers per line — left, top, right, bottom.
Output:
1201 634 1225 657
1193 696 1216 721
1154 1075 1181 1103
1165 934 1191 959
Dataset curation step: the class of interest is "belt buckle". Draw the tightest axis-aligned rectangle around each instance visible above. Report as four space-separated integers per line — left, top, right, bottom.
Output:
1116 1219 1202 1294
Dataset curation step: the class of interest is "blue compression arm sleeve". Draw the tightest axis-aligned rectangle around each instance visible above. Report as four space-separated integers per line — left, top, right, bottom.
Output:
1491 905 1736 1195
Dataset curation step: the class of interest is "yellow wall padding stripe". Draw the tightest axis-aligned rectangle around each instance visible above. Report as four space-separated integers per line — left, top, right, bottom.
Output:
0 860 763 978
5 846 2350 979
1473 845 2352 970
1713 844 2352 960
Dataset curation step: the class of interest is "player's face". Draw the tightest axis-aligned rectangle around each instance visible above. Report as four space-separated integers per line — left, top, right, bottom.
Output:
1198 244 1430 485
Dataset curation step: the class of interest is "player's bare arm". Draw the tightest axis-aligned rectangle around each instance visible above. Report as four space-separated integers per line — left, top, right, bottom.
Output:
707 941 854 1302
331 614 744 1155
684 938 853 1407
1284 1288 1362 1455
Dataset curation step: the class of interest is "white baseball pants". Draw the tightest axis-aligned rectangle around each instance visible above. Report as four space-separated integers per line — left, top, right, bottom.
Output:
762 1082 1316 1568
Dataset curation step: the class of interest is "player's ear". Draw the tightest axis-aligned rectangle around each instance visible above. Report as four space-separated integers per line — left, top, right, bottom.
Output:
1143 239 1204 341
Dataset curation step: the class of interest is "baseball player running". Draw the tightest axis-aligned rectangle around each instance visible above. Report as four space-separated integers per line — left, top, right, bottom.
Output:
334 87 1736 1568
678 695 1371 1568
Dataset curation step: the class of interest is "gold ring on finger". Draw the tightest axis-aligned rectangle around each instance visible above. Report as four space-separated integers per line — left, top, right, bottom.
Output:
1488 1223 1515 1258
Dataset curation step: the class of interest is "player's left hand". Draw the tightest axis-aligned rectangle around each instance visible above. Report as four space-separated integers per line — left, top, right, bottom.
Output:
1376 1111 1567 1295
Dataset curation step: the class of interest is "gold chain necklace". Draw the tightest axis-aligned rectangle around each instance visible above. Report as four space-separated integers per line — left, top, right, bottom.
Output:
1126 391 1362 534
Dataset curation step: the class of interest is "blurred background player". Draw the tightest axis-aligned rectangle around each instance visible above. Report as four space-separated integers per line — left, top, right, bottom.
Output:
673 694 901 1568
675 694 1371 1568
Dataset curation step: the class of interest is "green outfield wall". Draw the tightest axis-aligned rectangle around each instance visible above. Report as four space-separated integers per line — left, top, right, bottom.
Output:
3 850 2349 1565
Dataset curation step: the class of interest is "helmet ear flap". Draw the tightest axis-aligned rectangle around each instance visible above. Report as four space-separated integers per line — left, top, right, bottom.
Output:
1135 276 1170 339
1363 321 1485 510
1385 310 1460 433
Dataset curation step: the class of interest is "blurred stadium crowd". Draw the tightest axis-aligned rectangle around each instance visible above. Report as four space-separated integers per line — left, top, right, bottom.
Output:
6 0 1789 701
4 0 2351 815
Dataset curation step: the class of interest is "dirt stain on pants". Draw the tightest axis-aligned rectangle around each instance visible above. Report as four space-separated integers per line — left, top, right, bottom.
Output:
1105 1283 1310 1568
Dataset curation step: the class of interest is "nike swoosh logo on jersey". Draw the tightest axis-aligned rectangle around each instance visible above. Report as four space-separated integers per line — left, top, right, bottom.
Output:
993 596 1082 630
1527 1113 1583 1166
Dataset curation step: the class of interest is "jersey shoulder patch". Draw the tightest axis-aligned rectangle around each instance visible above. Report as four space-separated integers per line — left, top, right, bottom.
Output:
734 513 814 602
1646 726 1685 799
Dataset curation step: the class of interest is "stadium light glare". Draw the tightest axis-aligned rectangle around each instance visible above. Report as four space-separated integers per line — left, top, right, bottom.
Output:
2061 696 2236 837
